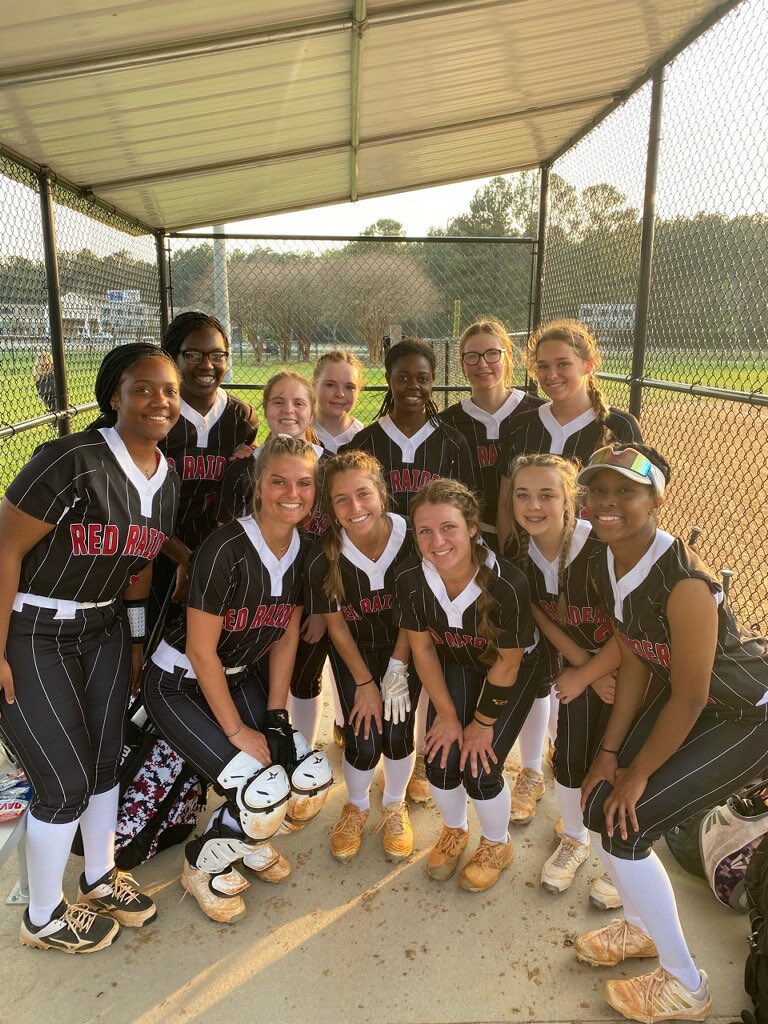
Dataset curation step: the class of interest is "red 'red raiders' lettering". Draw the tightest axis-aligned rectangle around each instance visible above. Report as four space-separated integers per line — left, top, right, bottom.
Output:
617 628 670 669
72 523 140 556
342 604 363 622
389 469 438 494
71 524 87 555
476 443 498 469
181 455 229 482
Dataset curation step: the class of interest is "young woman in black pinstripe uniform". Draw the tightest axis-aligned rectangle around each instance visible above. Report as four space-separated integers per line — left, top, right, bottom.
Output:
0 344 181 953
574 443 768 1022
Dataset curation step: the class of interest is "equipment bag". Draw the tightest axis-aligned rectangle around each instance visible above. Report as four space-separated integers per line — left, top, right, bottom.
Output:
743 833 768 1024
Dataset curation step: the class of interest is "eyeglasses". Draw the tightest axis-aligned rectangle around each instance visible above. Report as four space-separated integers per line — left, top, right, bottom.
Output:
588 446 654 479
179 349 229 366
461 348 503 366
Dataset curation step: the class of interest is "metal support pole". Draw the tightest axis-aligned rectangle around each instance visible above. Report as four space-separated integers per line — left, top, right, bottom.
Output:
156 232 171 337
38 171 69 436
212 227 231 336
532 164 549 333
630 68 665 420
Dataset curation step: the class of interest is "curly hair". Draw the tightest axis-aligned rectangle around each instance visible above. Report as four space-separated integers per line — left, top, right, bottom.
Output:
504 453 580 622
319 450 390 604
377 337 441 423
410 478 500 667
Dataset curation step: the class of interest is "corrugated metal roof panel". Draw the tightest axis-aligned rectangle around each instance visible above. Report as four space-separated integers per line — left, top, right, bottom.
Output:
0 0 739 230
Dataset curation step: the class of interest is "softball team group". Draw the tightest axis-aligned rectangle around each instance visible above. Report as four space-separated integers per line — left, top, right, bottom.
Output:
1 311 767 1023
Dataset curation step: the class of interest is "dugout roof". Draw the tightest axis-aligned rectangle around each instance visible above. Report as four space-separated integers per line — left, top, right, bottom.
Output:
0 1 740 232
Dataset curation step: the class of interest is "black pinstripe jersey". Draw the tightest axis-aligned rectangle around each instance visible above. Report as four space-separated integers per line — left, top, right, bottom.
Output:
5 427 180 601
393 551 535 672
339 415 477 516
158 390 258 549
314 418 364 455
163 518 311 669
306 513 413 651
521 519 613 677
500 404 643 475
214 441 326 526
440 390 544 527
591 530 768 711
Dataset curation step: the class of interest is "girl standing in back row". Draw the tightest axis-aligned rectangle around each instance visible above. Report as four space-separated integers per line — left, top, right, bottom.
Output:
496 319 641 831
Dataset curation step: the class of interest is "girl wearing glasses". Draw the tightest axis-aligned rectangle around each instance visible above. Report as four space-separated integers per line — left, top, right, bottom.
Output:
495 319 641 835
440 318 544 551
152 312 259 623
340 338 475 801
574 443 768 1023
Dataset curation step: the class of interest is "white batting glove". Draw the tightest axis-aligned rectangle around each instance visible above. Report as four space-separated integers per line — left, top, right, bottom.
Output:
381 658 410 725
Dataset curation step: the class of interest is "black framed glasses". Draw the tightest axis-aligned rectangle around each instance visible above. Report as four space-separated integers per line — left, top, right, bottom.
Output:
179 349 229 366
461 348 503 366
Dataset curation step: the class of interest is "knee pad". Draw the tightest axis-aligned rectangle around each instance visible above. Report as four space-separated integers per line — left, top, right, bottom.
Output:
217 750 290 840
280 731 333 832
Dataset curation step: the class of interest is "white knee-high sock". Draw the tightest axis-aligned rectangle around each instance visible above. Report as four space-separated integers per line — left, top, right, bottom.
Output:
414 689 429 752
26 814 81 926
518 696 550 772
429 783 468 830
328 666 345 728
590 831 646 930
554 781 589 843
471 785 511 844
289 694 322 748
342 760 375 811
548 689 559 743
382 752 416 806
79 785 120 885
605 848 701 991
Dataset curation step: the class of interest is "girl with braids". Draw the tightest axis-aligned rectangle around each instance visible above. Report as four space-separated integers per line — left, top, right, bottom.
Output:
572 444 768 1023
305 451 421 862
507 453 620 900
216 371 328 748
145 435 332 926
440 317 544 550
341 338 475 802
393 480 540 892
312 349 365 454
496 318 642 830
149 312 259 629
0 343 181 953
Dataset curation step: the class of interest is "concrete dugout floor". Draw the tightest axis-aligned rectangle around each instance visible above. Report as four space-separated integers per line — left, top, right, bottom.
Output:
1 699 750 1024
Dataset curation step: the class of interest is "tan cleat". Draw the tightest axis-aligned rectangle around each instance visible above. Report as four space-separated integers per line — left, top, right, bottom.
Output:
406 753 431 803
509 768 545 825
541 835 590 894
458 835 515 892
333 723 346 748
330 803 369 862
241 842 291 883
180 861 248 924
426 825 469 880
604 967 712 1023
373 801 414 862
574 918 658 967
589 871 623 910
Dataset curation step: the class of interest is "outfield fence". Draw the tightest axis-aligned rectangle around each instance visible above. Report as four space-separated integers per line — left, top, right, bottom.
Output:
0 0 766 627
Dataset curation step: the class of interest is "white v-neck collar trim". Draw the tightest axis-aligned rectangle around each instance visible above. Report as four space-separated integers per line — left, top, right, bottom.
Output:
378 415 436 464
606 529 676 621
421 547 498 629
538 404 596 455
179 389 228 448
340 514 407 590
239 517 301 596
528 518 592 595
460 390 525 440
314 419 363 454
98 427 168 518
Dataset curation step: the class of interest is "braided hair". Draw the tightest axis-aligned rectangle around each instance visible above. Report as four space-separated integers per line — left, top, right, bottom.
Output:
320 450 390 604
377 337 441 425
90 343 178 429
162 311 229 360
251 434 319 515
527 319 612 446
504 453 580 623
410 478 501 667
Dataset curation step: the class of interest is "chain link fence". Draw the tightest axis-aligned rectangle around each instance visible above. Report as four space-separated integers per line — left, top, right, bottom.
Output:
167 233 536 426
541 0 768 629
0 152 160 491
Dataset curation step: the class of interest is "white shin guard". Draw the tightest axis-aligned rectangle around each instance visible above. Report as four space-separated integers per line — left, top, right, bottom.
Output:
282 731 333 831
217 750 290 840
